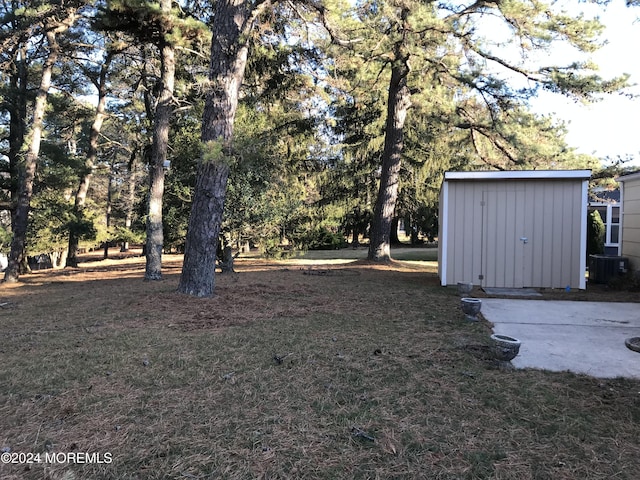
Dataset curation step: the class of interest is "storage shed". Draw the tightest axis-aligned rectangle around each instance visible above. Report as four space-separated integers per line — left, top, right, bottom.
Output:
617 171 640 272
438 170 591 289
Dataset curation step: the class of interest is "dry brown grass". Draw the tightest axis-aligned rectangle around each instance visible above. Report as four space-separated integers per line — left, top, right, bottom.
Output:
1 250 640 479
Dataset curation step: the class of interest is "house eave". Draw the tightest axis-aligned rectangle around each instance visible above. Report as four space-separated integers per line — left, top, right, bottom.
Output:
617 171 640 183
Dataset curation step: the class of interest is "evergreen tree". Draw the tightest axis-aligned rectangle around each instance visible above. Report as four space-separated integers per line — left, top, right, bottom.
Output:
3 0 84 282
319 0 626 261
587 210 605 256
66 39 126 267
95 0 208 278
178 0 272 297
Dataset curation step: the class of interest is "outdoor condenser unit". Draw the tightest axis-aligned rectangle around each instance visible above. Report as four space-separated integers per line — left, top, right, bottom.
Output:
588 255 629 284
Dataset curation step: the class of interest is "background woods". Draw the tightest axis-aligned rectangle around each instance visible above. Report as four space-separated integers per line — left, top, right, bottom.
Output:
0 0 634 292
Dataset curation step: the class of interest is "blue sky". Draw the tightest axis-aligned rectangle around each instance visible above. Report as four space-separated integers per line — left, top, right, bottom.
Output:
526 1 640 164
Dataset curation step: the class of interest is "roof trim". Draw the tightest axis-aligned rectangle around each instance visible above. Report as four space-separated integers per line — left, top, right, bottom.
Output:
444 170 591 181
617 171 640 183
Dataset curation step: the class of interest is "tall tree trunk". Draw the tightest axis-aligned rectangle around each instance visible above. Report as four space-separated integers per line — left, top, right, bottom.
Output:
121 152 139 252
178 0 269 297
104 171 113 259
67 55 111 267
145 0 176 280
4 31 62 282
351 208 360 248
367 57 411 262
390 217 401 245
7 44 28 233
410 219 419 244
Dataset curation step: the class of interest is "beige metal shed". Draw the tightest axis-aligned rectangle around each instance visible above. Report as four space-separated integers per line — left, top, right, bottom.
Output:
617 171 640 271
438 170 591 289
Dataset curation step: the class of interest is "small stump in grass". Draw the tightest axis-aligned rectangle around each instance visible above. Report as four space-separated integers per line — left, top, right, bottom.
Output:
461 297 482 321
490 334 521 362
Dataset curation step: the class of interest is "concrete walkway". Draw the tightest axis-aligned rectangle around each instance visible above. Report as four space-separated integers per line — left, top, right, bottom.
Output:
482 299 640 379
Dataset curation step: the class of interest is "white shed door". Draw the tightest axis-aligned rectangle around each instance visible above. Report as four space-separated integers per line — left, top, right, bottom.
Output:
481 189 529 288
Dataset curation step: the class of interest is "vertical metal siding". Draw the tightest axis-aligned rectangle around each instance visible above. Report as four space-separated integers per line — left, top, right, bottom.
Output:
538 182 555 287
482 185 525 288
445 181 484 285
531 179 582 289
438 184 447 284
443 177 585 289
523 183 537 287
551 182 568 287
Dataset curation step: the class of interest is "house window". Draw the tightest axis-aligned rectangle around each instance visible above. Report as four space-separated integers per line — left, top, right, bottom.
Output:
589 203 620 255
609 206 620 245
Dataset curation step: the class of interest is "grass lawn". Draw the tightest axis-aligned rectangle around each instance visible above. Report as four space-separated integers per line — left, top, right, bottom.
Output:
1 247 639 479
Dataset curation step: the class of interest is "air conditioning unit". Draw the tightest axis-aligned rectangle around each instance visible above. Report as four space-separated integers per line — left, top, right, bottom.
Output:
588 255 629 284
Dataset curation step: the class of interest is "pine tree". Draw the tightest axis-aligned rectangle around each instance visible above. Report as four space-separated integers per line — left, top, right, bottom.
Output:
178 0 271 297
66 40 125 267
3 1 83 282
95 0 208 279
319 0 627 262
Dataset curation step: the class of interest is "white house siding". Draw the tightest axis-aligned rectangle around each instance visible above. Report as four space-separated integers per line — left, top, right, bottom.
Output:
440 171 589 289
618 173 640 271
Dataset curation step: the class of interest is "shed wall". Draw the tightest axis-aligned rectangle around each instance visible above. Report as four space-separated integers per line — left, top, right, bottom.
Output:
442 178 585 289
621 177 640 270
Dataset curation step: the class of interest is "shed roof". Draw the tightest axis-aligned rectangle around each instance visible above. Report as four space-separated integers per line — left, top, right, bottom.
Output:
444 170 591 181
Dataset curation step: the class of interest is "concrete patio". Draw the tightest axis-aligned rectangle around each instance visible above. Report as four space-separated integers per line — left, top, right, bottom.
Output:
482 299 640 379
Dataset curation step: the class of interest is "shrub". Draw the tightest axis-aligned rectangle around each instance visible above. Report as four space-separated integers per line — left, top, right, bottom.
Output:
303 227 347 250
587 210 605 256
260 237 295 259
